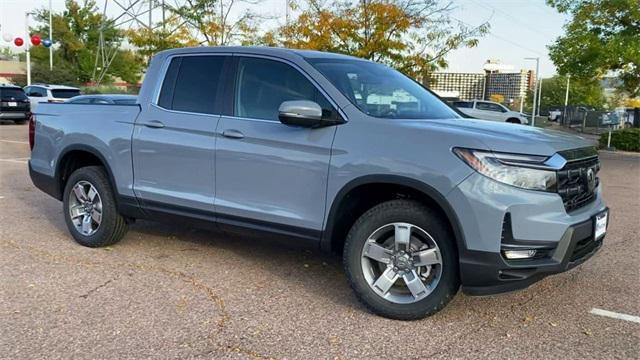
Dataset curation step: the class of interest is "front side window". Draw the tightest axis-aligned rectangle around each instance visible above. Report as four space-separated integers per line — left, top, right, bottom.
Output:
453 101 472 108
476 102 506 112
234 57 333 121
157 55 225 114
307 58 460 120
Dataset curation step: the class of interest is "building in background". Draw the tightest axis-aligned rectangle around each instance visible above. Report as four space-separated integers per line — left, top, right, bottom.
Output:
0 54 26 85
429 59 535 110
427 72 486 101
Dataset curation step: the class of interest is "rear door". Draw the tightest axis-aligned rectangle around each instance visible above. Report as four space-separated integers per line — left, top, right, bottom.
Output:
132 54 229 213
214 55 338 237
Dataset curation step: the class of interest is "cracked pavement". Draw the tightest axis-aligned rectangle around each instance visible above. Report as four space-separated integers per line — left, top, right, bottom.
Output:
1 123 639 359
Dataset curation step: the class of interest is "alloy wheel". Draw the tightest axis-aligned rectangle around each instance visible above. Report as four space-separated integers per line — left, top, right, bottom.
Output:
68 180 103 236
360 222 443 304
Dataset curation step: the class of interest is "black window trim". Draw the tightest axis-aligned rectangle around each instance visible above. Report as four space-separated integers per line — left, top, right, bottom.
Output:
151 52 231 117
227 53 347 123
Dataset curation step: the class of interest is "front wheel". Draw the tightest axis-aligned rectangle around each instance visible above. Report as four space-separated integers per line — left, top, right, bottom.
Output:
62 166 128 247
343 200 459 320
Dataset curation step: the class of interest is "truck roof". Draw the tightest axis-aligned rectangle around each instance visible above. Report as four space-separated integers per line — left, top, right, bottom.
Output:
154 46 366 62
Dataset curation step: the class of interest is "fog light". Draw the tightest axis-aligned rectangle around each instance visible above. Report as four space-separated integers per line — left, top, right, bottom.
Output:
503 249 537 260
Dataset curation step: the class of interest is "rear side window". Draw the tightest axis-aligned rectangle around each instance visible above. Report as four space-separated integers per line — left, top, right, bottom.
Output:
0 88 28 101
51 89 80 98
26 87 47 97
157 55 225 114
234 57 332 121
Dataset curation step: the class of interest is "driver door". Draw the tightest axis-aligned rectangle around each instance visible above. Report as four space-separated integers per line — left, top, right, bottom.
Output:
214 56 337 237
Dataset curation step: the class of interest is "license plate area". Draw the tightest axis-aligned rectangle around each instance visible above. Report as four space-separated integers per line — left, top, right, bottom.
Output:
594 210 608 240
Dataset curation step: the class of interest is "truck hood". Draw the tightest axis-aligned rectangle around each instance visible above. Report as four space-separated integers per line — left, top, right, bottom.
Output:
404 118 595 156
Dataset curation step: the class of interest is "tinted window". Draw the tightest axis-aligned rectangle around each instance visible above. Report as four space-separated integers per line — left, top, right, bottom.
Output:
308 58 459 119
0 88 28 101
27 87 47 97
453 101 472 108
68 97 92 104
235 57 333 121
92 98 112 104
476 102 506 112
51 89 80 99
114 98 137 105
157 57 180 108
157 55 224 114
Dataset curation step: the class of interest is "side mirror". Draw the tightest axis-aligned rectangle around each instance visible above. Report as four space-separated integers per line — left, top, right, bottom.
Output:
278 100 324 127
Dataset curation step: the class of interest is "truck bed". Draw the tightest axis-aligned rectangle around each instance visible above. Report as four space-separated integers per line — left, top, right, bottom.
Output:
30 103 142 199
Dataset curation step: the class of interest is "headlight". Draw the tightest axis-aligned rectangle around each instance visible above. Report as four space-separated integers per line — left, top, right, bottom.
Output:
453 148 557 192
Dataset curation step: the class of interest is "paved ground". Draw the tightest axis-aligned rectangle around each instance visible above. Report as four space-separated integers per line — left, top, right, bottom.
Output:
1 123 639 359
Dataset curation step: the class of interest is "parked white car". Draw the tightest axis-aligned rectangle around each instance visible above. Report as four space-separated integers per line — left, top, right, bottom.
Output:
24 84 81 111
453 100 529 124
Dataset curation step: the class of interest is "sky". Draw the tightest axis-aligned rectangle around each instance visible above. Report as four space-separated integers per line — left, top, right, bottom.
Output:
0 0 571 77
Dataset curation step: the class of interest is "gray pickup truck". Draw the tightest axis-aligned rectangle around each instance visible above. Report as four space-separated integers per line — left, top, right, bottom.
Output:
29 47 608 320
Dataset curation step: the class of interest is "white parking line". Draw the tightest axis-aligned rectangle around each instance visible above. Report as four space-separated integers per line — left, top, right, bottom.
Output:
590 308 640 324
0 158 28 164
0 140 29 144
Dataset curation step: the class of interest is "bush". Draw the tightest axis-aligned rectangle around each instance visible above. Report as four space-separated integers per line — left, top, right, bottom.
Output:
599 128 640 152
80 85 138 95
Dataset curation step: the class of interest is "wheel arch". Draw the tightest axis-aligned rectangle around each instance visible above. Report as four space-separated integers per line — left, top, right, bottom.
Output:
321 175 466 255
56 144 118 201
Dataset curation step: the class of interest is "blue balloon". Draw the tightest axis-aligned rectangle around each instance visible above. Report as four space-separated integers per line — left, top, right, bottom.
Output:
42 39 52 48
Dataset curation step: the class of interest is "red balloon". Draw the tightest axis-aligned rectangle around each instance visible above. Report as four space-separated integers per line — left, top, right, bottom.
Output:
31 35 41 46
14 37 23 46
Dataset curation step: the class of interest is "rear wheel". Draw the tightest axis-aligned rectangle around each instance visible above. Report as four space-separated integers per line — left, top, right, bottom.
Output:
62 166 128 247
506 118 521 124
343 200 459 320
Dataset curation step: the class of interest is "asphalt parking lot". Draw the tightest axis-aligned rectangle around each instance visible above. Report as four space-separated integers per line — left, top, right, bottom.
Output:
1 122 638 359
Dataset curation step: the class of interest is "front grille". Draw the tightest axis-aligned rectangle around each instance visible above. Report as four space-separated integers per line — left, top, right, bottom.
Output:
556 156 600 212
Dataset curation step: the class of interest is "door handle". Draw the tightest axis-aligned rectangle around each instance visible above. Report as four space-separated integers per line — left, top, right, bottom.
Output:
143 120 165 129
222 129 244 139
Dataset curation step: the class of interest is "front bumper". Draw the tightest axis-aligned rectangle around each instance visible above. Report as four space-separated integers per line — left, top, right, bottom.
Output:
446 171 607 295
460 212 606 295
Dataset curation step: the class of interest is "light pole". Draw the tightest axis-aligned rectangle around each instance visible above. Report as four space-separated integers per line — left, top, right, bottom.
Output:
49 0 53 71
563 75 571 125
537 77 543 117
25 12 31 85
525 57 540 126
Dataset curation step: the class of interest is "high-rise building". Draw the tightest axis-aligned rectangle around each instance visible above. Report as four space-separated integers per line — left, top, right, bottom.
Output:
485 70 535 103
428 60 536 107
427 72 486 100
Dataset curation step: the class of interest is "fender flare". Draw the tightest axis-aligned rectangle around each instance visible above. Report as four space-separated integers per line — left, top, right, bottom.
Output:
320 174 467 253
56 144 119 200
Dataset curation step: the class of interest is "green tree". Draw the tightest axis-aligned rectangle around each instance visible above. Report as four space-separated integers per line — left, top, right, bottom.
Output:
165 0 266 46
525 76 606 112
547 0 640 96
263 0 489 81
29 0 143 85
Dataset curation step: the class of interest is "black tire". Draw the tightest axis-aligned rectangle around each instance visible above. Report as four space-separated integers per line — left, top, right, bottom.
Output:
343 199 459 320
14 120 27 125
62 166 128 247
506 118 521 124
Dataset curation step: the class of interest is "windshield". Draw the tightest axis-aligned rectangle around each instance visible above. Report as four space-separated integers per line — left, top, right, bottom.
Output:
307 58 460 119
51 89 81 99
